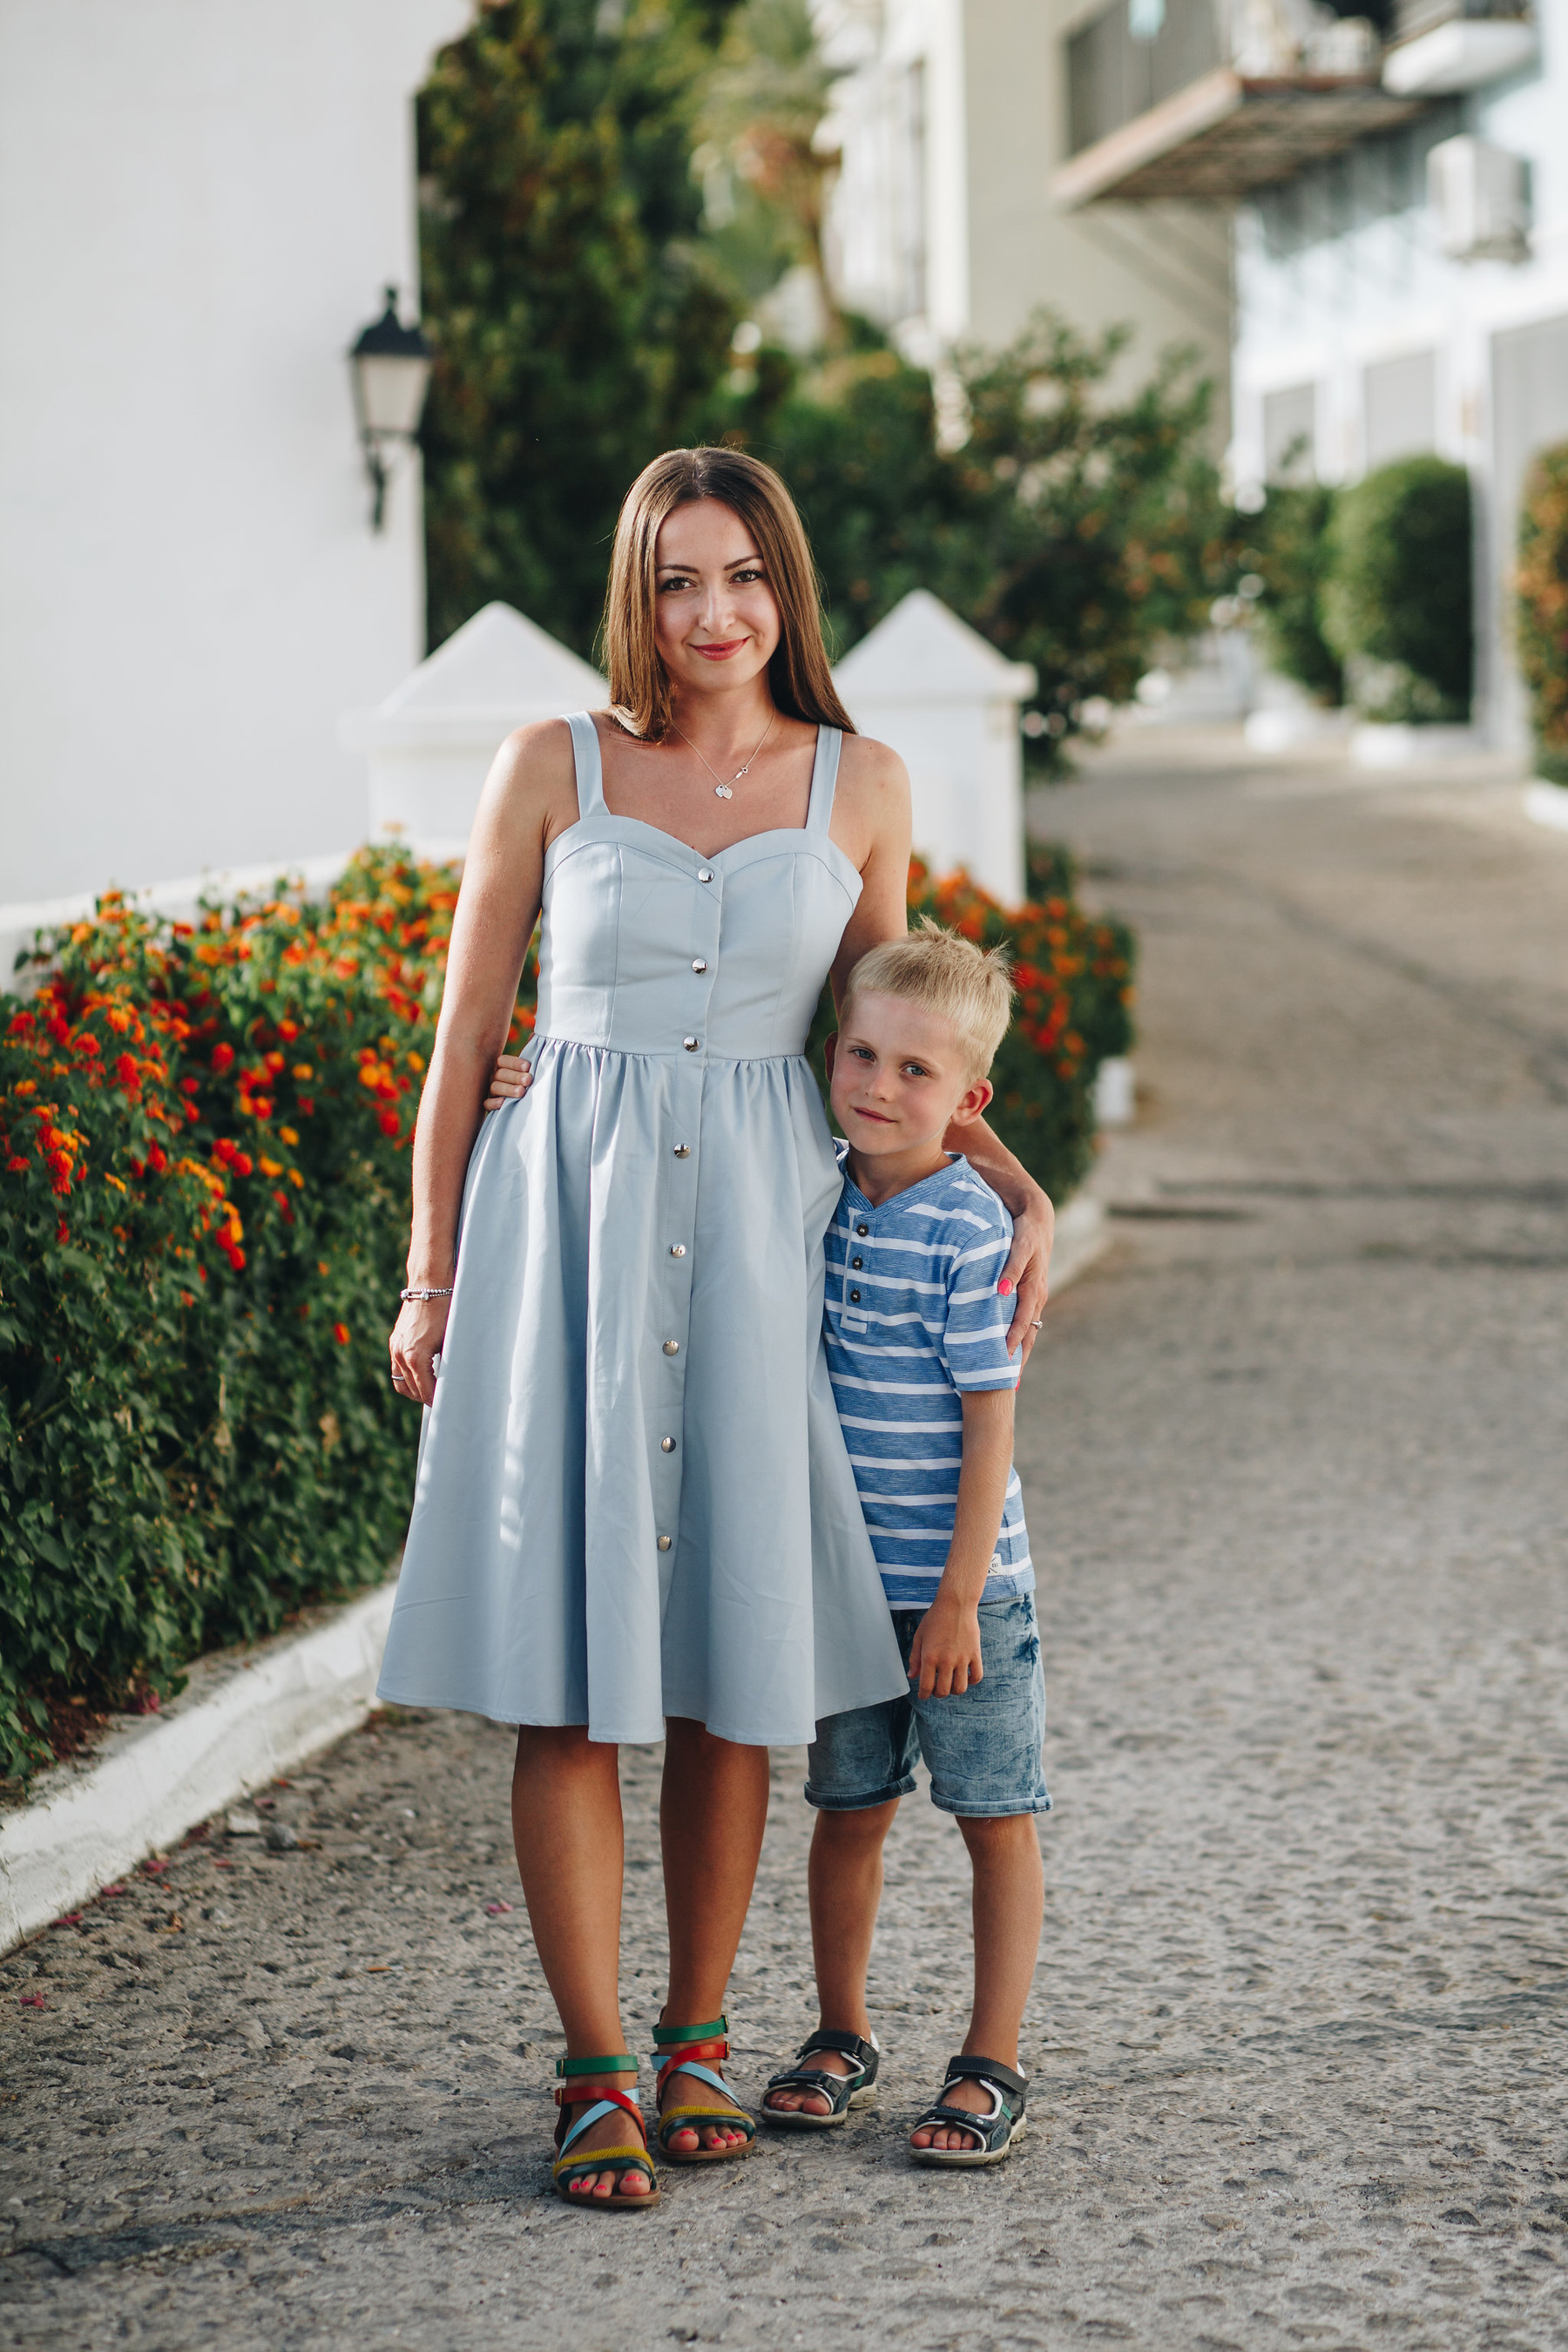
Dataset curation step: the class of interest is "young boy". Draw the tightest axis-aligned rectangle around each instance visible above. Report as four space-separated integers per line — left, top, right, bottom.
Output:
761 919 1048 2166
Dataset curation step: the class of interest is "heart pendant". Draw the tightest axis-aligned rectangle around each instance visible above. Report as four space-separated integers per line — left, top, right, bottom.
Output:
714 784 733 799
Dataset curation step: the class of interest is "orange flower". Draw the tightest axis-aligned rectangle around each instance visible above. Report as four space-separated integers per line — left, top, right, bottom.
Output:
333 1321 350 1345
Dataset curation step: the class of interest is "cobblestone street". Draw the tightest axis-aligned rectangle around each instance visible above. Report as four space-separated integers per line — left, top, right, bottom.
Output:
3 729 1566 2352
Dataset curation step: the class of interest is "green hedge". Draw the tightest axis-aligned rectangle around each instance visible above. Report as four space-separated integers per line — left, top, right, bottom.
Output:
1517 442 1568 787
1240 485 1344 706
1321 456 1474 723
1 843 1132 1781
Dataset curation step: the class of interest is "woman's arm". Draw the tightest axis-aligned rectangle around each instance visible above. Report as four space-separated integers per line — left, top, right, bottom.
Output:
946 1118 1053 1360
828 737 1054 1362
389 720 576 1406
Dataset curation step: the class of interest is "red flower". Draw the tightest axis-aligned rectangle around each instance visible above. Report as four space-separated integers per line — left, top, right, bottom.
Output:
56 1219 69 1242
75 1035 101 1059
4 1155 27 1173
114 1052 139 1089
333 1321 350 1346
211 1043 235 1074
179 1077 199 1096
378 1109 400 1138
146 1145 168 1174
232 1151 253 1177
6 1011 35 1037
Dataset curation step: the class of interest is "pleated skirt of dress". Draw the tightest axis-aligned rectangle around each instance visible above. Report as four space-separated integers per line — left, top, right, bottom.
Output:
375 1035 908 1747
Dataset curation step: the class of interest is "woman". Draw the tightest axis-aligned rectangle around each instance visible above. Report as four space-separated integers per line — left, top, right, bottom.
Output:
381 447 1053 2211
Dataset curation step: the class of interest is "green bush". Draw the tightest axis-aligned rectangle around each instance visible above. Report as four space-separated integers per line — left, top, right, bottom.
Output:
1322 456 1473 722
1517 442 1568 787
1 843 1130 1781
1239 486 1343 706
0 851 502 1781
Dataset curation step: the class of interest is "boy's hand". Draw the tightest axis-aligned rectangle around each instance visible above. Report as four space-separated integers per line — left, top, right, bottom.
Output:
909 1594 984 1700
484 1051 534 1114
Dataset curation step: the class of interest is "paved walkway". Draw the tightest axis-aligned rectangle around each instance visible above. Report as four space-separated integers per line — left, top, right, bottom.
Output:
5 729 1566 2351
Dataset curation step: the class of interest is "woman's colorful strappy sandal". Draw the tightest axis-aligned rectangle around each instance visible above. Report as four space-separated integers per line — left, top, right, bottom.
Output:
651 2014 758 2165
908 2055 1028 2167
760 2028 881 2129
551 2052 660 2210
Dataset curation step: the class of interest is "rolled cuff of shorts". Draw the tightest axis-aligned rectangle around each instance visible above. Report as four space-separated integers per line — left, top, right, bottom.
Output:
929 1789 1052 1819
803 1771 917 1812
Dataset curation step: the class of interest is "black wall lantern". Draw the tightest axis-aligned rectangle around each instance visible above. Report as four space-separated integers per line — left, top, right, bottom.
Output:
348 287 433 531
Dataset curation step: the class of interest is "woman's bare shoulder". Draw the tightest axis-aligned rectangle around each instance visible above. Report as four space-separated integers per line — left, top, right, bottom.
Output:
472 715 581 843
836 731 910 796
835 731 911 829
490 714 579 787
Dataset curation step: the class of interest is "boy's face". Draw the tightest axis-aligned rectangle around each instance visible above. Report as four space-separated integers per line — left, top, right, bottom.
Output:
828 990 993 1166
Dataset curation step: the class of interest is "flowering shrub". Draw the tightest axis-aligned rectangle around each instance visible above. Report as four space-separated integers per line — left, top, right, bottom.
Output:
0 847 537 1781
1 838 1127 1779
806 846 1136 1197
1517 443 1568 787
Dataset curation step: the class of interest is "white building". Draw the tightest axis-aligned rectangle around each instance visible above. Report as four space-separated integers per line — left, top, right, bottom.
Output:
0 0 472 909
815 0 1233 424
1043 0 1567 746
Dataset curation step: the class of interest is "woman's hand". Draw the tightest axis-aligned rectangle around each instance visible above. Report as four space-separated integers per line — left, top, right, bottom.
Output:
997 1192 1054 1365
483 1053 535 1114
389 1296 451 1408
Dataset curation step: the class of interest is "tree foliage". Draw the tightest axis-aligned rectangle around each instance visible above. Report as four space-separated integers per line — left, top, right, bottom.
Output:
419 0 743 655
743 316 1233 754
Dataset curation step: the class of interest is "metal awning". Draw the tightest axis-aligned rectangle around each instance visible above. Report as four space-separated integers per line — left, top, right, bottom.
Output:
1051 65 1429 205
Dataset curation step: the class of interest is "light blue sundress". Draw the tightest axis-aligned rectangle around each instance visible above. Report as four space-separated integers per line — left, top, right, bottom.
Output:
376 713 908 1747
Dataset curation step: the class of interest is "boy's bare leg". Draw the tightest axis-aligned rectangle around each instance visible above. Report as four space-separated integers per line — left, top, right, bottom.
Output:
764 1800 899 2115
910 1811 1044 2149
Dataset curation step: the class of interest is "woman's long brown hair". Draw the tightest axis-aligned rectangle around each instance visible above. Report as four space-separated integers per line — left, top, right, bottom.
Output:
602 447 855 740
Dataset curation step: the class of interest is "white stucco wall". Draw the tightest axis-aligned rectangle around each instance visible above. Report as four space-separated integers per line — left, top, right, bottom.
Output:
1230 0 1568 742
0 0 473 908
818 0 1231 430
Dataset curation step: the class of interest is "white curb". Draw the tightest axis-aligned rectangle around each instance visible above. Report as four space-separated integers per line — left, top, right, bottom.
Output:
0 1579 396 1952
1048 1193 1111 1293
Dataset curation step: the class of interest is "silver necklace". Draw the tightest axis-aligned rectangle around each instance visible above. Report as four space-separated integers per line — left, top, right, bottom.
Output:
673 711 777 799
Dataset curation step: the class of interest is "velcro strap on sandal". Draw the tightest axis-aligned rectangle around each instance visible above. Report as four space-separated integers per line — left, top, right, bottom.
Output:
943 2053 1027 2108
799 2028 879 2067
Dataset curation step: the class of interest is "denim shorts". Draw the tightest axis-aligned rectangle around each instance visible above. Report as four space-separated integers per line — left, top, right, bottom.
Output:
805 1594 1051 1819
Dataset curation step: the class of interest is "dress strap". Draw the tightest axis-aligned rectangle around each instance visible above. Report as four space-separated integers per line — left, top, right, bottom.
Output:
564 712 605 818
805 725 842 837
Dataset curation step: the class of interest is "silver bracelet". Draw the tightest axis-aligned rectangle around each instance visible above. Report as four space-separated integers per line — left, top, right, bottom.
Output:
400 1286 454 1301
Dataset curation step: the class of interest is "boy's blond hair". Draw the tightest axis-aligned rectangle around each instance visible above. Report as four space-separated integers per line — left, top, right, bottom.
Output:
841 918 1014 1082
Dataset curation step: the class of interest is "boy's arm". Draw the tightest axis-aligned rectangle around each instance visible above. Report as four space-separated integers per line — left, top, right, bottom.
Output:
908 1389 1016 1700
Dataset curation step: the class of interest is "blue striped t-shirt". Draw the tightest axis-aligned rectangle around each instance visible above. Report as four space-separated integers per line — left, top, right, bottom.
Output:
823 1146 1034 1608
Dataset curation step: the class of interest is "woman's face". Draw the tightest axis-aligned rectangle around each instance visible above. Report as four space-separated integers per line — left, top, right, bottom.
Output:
653 499 781 700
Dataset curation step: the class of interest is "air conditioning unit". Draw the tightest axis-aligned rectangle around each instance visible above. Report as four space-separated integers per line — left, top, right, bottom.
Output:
1428 134 1529 261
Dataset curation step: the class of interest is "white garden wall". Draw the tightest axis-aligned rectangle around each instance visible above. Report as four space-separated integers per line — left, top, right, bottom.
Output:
0 0 472 909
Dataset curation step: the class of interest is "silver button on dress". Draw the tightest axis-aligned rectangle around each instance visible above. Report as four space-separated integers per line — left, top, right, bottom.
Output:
376 713 907 1747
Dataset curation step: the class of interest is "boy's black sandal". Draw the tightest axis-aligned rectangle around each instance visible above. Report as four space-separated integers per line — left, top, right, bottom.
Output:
760 2029 881 2130
908 2055 1027 2167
